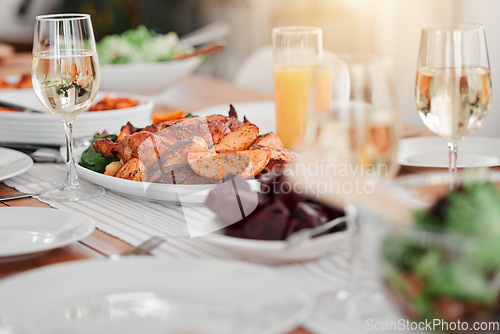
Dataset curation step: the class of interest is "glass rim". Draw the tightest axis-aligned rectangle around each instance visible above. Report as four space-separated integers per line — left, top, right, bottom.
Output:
386 225 478 249
272 26 322 35
422 22 485 31
36 13 90 21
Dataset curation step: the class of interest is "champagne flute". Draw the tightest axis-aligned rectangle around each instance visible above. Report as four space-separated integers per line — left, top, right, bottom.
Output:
415 23 492 189
32 14 104 201
305 54 400 183
296 54 400 319
272 26 323 150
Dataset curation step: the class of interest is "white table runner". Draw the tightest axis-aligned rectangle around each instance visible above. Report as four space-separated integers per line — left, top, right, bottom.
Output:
4 163 400 334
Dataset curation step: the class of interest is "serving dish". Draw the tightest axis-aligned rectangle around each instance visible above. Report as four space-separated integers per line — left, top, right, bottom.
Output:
76 160 220 204
202 215 352 264
0 89 154 145
74 103 292 204
74 134 262 204
96 25 202 95
100 56 202 95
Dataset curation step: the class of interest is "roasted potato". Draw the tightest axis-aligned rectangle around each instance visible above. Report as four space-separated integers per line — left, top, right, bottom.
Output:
104 160 124 176
186 151 223 179
213 123 259 152
187 149 271 179
114 158 148 181
156 163 204 184
250 145 295 176
161 136 208 168
250 132 284 149
220 149 271 178
250 145 295 162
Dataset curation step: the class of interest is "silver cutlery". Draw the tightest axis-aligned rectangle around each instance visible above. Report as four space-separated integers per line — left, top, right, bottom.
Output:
29 148 64 163
0 100 44 113
110 236 166 259
0 191 46 202
180 21 230 46
285 216 348 249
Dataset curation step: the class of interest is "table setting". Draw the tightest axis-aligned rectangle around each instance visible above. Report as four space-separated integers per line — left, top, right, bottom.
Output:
0 10 498 334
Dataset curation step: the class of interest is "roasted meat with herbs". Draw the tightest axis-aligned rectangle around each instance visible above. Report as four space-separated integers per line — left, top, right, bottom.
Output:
91 106 295 184
93 114 241 162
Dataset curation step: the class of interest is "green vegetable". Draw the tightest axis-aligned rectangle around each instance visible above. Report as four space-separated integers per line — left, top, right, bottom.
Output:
383 177 500 321
79 134 119 172
96 25 194 65
184 113 199 118
426 262 494 305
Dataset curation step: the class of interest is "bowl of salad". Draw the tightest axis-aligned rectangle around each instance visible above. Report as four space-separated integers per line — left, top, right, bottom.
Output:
378 171 500 330
97 26 201 95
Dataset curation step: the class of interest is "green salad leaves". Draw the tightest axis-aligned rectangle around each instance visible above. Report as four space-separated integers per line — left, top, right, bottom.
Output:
382 179 500 320
96 26 194 65
79 134 119 172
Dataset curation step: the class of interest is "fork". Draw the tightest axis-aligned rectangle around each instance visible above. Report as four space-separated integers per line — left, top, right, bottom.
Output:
285 216 348 250
110 236 166 259
0 190 49 201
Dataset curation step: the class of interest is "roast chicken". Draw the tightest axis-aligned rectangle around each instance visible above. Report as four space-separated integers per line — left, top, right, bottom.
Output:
92 106 294 184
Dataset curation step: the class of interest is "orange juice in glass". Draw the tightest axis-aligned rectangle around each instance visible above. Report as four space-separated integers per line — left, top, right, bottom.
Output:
273 64 332 148
272 26 324 149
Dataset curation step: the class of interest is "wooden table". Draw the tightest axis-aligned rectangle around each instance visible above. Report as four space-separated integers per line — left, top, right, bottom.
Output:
0 73 273 271
0 71 314 333
0 50 430 331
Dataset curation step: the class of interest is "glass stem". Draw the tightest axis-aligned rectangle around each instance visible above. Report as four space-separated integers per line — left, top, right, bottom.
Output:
448 141 458 190
63 120 79 188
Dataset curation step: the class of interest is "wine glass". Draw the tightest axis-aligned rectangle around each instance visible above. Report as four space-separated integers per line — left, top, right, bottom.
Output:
32 14 104 201
295 54 400 319
272 26 323 150
415 23 492 189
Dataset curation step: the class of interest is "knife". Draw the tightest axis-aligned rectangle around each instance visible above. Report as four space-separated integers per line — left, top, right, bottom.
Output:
0 100 45 113
0 142 64 163
0 142 60 152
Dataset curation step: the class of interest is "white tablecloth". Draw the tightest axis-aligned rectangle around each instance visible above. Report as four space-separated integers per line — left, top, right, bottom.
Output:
4 163 401 334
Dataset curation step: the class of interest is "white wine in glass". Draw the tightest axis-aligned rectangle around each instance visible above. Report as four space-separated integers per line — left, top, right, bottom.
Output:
32 14 104 201
297 54 400 319
307 54 400 180
415 23 492 188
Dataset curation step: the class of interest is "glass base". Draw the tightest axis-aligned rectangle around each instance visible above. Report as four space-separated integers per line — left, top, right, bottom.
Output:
316 290 392 321
39 183 105 202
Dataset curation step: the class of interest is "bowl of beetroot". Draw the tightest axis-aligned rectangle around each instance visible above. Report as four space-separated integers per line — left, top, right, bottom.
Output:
202 169 353 264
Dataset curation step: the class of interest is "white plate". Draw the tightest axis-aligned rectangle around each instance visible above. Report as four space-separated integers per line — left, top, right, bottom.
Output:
0 147 33 181
195 100 276 134
202 212 353 264
73 101 275 203
398 136 500 168
74 143 259 204
77 162 218 204
74 142 216 204
77 163 261 204
0 207 94 258
100 56 202 95
0 90 154 145
0 257 313 334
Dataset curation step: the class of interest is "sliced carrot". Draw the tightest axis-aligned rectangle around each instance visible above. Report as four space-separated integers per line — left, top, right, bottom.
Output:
151 109 184 124
0 106 19 112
